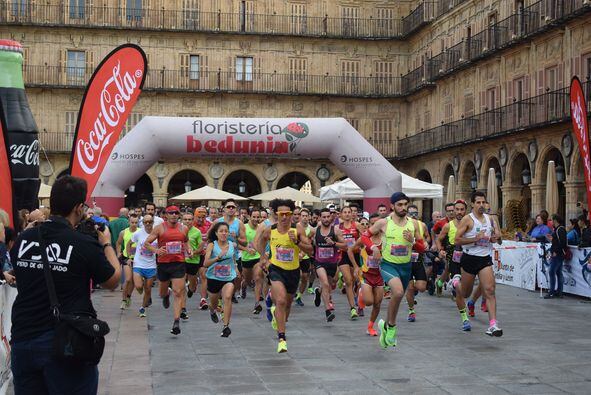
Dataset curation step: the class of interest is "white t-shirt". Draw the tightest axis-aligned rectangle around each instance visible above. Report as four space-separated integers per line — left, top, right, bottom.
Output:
140 215 164 229
130 228 157 269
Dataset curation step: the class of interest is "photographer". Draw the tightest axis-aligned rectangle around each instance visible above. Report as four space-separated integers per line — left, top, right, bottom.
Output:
9 175 121 394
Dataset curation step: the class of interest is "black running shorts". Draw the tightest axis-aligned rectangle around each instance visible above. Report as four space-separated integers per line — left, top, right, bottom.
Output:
314 262 338 278
157 262 186 281
460 253 493 276
411 259 427 282
300 258 312 273
241 258 259 270
268 265 301 295
207 278 233 294
185 262 202 276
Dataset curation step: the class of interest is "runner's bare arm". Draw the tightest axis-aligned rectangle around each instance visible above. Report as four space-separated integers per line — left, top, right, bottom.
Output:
296 223 313 256
368 218 386 236
144 224 163 253
347 238 364 268
255 226 271 257
238 222 247 247
116 230 124 257
436 223 450 252
125 239 133 258
203 243 216 268
333 228 349 250
490 216 502 244
454 216 477 246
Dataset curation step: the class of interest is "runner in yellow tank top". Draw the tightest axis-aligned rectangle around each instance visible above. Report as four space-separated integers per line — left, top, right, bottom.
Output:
405 204 430 323
257 199 313 354
116 215 139 311
368 192 425 349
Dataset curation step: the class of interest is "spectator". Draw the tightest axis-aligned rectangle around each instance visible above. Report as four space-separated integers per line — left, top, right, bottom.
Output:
539 209 553 230
530 215 552 242
9 175 121 393
525 218 535 237
544 214 567 299
578 215 591 247
108 207 129 246
567 218 580 245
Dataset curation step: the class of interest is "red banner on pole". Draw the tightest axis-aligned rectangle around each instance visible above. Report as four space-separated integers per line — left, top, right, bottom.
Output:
0 108 14 227
570 76 591 220
69 44 147 201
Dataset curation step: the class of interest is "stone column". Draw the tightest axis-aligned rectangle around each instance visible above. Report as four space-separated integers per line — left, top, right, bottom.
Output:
152 192 168 207
564 181 585 219
529 183 546 217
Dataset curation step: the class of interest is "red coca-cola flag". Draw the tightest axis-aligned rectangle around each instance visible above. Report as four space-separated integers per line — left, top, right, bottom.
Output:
69 44 147 200
0 107 14 227
570 76 591 221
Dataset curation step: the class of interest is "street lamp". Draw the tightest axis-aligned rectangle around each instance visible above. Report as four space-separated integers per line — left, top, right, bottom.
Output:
238 180 246 194
291 182 299 190
184 180 192 193
470 175 477 190
495 170 502 187
555 164 565 183
521 168 531 185
128 184 135 193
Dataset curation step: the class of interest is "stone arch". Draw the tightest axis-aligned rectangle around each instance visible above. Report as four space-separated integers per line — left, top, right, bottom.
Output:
459 160 477 193
570 148 584 182
221 169 262 197
538 145 566 218
481 156 502 184
124 174 154 208
166 169 207 198
507 151 530 186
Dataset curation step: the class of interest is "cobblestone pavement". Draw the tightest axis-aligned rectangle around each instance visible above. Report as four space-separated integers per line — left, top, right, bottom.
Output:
95 284 591 395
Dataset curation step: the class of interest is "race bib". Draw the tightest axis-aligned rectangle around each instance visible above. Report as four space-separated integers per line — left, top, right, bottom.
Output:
344 237 355 247
140 245 154 257
452 250 463 263
214 264 231 278
128 245 136 256
390 244 409 257
276 247 295 262
166 241 182 254
367 256 381 269
475 236 490 247
411 252 419 262
317 247 335 259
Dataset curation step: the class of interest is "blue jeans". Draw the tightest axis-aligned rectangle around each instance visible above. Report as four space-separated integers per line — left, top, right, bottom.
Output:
548 255 564 295
11 330 98 395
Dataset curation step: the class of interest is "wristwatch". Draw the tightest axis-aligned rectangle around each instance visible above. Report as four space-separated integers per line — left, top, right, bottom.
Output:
102 243 112 249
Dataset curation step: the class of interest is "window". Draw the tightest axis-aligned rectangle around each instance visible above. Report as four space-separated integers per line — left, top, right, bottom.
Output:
341 6 359 36
444 101 453 123
289 57 307 81
487 13 498 49
545 65 558 91
240 1 254 32
122 113 143 136
377 8 396 34
66 50 86 84
372 119 392 142
11 0 29 17
464 93 474 117
182 0 199 29
515 0 525 36
236 57 253 81
64 111 78 134
290 3 307 34
69 0 85 18
126 0 142 21
583 53 591 80
486 87 497 109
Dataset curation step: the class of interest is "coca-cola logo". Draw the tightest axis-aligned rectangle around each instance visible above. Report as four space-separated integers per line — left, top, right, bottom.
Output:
76 61 143 174
10 140 39 166
571 95 587 140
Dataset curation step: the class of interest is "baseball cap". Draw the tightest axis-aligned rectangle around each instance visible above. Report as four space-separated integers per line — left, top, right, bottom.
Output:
165 205 180 213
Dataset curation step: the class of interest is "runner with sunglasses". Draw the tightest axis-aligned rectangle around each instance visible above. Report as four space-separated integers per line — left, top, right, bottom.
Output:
238 208 263 313
338 206 363 320
256 199 313 353
129 215 157 317
144 206 191 335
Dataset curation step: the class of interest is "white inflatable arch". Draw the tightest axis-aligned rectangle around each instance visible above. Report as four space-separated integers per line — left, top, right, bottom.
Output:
93 117 402 214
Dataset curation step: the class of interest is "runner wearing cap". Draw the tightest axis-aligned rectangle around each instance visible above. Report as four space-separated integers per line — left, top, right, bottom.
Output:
144 205 191 335
368 192 426 348
192 207 212 309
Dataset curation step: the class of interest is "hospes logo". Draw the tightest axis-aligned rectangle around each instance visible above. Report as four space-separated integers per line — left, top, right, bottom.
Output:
340 155 373 163
111 152 145 160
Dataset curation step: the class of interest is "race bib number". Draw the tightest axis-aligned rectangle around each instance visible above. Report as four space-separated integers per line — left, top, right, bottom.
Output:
214 264 231 278
317 247 335 259
276 247 295 262
367 256 381 269
390 244 409 257
452 250 463 263
345 238 355 247
475 237 490 247
166 241 182 254
411 252 419 262
140 245 154 257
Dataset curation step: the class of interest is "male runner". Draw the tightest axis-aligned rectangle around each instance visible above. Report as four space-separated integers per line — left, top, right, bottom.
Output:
116 214 139 310
129 214 157 317
141 202 164 228
338 206 362 320
377 204 389 218
369 192 426 348
405 205 429 322
181 212 204 320
291 207 301 226
256 199 312 353
239 208 262 313
294 208 315 307
192 207 212 309
207 207 220 223
312 208 347 322
431 202 455 295
454 191 503 337
144 206 191 335
436 200 471 331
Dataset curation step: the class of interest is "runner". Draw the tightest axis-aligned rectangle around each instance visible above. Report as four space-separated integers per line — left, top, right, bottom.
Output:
207 207 219 223
338 206 362 320
436 200 471 331
192 207 212 310
294 208 315 307
144 205 191 335
377 204 389 218
312 208 347 322
204 222 237 337
181 212 204 320
405 204 429 322
256 199 313 353
239 208 263 314
255 206 277 321
141 202 164 228
355 215 371 316
368 192 426 348
432 202 455 295
116 214 139 310
292 207 301 226
349 213 384 336
454 191 503 337
129 214 158 317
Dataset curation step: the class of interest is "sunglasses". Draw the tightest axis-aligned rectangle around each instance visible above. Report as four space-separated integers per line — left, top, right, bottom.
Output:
225 205 236 209
360 222 369 226
143 221 154 224
167 211 180 215
277 211 293 217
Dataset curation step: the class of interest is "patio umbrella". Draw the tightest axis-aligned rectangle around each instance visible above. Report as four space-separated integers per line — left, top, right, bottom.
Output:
487 168 499 214
545 161 559 215
446 175 456 203
169 185 247 201
248 186 321 203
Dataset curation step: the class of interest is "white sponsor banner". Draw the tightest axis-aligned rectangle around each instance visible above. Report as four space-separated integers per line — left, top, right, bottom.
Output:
0 284 17 394
492 241 538 291
537 245 591 298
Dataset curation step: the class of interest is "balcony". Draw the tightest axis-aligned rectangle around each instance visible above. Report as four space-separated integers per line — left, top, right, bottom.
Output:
23 65 407 98
397 81 591 159
39 132 74 153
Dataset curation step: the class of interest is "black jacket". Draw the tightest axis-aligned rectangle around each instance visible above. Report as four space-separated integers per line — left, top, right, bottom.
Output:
580 228 591 248
550 226 568 256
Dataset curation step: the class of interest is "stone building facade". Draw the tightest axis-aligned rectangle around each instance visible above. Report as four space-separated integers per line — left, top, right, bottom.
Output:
1 0 589 219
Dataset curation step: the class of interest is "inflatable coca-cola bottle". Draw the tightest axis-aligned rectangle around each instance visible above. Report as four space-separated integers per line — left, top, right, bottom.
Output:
0 40 40 210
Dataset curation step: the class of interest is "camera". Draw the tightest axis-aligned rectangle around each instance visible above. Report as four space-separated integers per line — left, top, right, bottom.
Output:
76 216 107 239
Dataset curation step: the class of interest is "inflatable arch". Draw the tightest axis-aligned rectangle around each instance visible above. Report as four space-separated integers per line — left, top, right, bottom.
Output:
93 117 402 214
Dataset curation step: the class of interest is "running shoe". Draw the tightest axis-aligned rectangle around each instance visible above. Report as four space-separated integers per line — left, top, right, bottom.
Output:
385 323 397 347
187 289 194 298
162 292 170 309
138 307 146 318
485 324 503 337
378 319 388 349
384 290 391 299
271 306 277 330
436 279 443 297
350 307 359 320
407 310 416 322
180 308 189 321
125 297 131 308
221 326 231 338
481 300 488 312
295 295 304 307
326 311 335 322
307 287 314 295
171 320 181 335
367 324 378 337
120 300 127 310
277 339 288 353
314 287 321 307
252 304 263 315
199 298 208 310
210 310 219 323
462 320 471 331
467 300 475 317
231 295 239 304
240 286 247 300
357 307 364 317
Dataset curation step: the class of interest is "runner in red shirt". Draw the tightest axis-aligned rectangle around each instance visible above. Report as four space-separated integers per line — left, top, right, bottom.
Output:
193 207 212 309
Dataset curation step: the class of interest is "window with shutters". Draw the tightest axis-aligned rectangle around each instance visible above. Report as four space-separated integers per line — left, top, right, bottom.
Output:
374 61 395 93
347 118 359 132
126 0 142 21
240 1 254 32
181 54 200 80
341 60 360 85
236 57 253 81
289 57 306 81
487 13 498 50
545 65 558 91
341 6 359 36
464 93 474 117
372 119 392 143
122 113 143 136
486 87 498 109
444 101 453 123
513 77 525 124
583 53 591 80
182 0 199 29
376 8 395 34
290 3 307 34
545 65 559 119
11 0 29 17
66 50 85 84
64 111 78 134
69 0 85 18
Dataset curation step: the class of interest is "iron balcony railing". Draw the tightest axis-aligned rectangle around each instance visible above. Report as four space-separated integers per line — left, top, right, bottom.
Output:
23 65 407 98
397 81 591 159
39 132 74 153
0 1 443 39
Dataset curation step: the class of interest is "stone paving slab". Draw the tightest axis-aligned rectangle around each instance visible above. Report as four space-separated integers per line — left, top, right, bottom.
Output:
94 284 591 395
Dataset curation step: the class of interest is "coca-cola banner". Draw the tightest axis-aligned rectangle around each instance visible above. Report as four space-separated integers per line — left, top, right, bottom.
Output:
0 111 13 227
69 44 147 200
570 77 591 221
